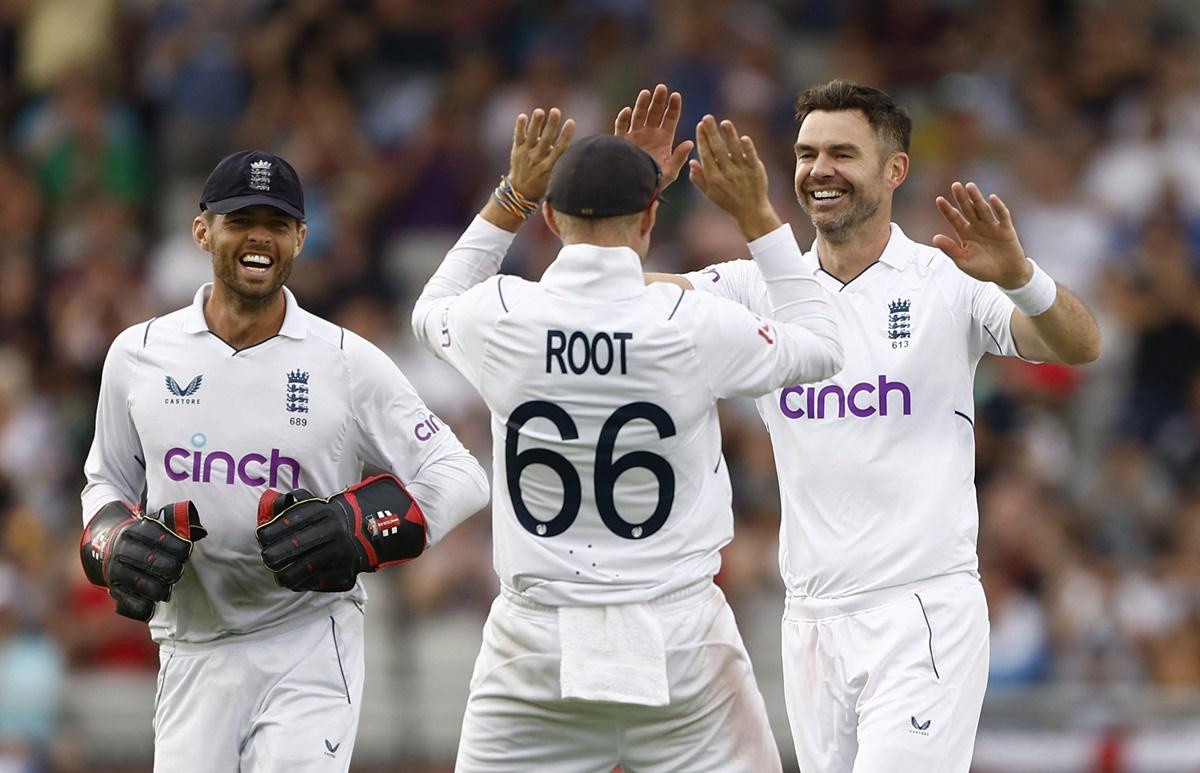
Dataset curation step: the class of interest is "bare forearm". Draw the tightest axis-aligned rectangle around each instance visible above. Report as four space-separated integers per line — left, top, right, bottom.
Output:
1013 284 1102 365
644 272 693 289
480 198 526 234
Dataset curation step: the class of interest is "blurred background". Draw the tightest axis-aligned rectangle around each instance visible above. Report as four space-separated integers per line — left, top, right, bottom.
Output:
0 0 1198 771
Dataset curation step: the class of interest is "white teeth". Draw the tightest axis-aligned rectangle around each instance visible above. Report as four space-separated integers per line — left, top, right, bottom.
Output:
242 254 271 265
812 190 844 200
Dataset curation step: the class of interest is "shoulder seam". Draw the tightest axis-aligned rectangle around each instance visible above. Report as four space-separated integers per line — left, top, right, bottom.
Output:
497 276 510 313
667 287 686 320
142 317 157 348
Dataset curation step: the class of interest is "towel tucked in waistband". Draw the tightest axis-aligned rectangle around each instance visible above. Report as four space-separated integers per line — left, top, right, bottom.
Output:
558 603 669 707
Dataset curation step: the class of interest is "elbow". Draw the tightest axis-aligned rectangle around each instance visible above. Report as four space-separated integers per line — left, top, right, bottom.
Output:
814 336 846 382
466 461 491 513
1066 332 1102 366
784 332 844 385
409 303 428 342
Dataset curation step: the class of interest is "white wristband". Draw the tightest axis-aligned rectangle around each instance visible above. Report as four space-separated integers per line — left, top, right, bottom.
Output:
1002 259 1057 316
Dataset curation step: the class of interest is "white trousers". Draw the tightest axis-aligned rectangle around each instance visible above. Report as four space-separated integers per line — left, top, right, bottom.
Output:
455 581 782 773
782 573 989 773
152 601 364 773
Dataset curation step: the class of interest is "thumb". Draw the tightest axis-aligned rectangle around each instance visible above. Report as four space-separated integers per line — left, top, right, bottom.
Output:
688 159 707 194
931 233 964 261
257 489 288 527
665 140 695 178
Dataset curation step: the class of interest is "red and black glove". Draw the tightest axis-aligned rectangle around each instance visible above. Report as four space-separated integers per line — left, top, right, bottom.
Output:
80 500 207 622
256 473 427 593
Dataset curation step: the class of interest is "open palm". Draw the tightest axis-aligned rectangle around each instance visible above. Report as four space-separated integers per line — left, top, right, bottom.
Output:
932 182 1032 289
615 84 694 190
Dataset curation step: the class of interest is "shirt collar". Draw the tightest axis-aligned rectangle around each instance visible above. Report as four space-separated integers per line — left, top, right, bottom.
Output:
808 222 917 272
540 243 646 299
182 283 308 339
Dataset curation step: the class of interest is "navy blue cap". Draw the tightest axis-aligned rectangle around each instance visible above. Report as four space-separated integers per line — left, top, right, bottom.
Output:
199 150 305 220
545 135 661 217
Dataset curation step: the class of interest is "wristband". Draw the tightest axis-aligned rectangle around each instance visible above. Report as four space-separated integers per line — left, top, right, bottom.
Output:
1002 259 1057 316
492 175 539 221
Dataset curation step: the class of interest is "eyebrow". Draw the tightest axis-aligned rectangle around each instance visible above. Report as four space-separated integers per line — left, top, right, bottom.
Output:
795 142 861 153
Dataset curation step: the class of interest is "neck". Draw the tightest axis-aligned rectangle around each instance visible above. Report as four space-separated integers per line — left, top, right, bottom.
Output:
561 237 647 261
203 282 287 349
815 215 894 283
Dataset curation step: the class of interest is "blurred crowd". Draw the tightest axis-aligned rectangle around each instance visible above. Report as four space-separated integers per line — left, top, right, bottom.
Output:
1 0 1200 769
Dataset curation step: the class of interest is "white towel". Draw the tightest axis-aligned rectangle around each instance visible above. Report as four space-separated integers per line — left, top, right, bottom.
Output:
558 603 670 707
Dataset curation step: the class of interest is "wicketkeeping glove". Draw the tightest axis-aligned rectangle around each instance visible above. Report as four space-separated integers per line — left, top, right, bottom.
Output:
255 473 427 593
80 500 207 622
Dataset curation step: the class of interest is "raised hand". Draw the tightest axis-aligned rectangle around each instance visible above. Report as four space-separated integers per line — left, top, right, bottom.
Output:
615 84 694 190
933 182 1032 289
509 107 575 202
690 114 781 241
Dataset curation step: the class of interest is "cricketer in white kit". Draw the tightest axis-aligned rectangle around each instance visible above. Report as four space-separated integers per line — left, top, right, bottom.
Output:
413 98 844 772
81 150 488 772
642 80 1101 772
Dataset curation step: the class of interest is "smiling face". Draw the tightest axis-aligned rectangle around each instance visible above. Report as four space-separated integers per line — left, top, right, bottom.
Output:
193 205 307 306
794 109 908 244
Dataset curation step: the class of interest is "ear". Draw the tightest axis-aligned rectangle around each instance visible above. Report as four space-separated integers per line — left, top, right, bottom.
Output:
886 152 909 190
293 221 308 257
193 215 211 251
640 201 658 237
542 203 561 237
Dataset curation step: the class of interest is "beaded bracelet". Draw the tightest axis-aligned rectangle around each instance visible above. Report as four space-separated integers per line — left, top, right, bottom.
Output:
492 175 539 220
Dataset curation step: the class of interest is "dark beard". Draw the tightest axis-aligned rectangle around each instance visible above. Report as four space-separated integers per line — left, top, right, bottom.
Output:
214 260 288 312
802 191 879 245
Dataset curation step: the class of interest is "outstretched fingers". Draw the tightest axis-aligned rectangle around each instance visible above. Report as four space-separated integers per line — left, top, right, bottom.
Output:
965 182 999 225
933 193 969 261
663 89 683 129
524 109 546 149
646 83 670 128
630 89 653 130
719 119 743 160
989 192 1014 229
536 108 563 152
935 194 970 237
514 113 528 148
695 115 727 175
950 181 990 227
551 118 576 162
614 105 633 136
740 134 760 167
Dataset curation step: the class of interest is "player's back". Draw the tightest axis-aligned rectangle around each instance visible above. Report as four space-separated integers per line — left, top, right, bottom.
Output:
473 249 735 605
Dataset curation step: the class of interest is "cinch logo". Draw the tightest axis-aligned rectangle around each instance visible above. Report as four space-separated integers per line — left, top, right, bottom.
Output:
414 412 442 442
779 375 912 419
164 447 301 488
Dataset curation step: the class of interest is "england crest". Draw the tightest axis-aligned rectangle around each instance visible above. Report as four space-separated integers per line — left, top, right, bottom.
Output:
888 298 911 341
286 370 309 413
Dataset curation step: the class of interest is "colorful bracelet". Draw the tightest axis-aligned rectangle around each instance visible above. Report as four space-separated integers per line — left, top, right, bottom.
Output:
492 175 539 220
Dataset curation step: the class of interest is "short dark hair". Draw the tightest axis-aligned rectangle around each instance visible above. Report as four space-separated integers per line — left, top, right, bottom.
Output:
794 80 912 155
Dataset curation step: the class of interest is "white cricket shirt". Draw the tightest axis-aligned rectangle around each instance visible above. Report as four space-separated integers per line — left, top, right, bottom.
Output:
687 224 1025 600
413 217 843 606
82 285 488 643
